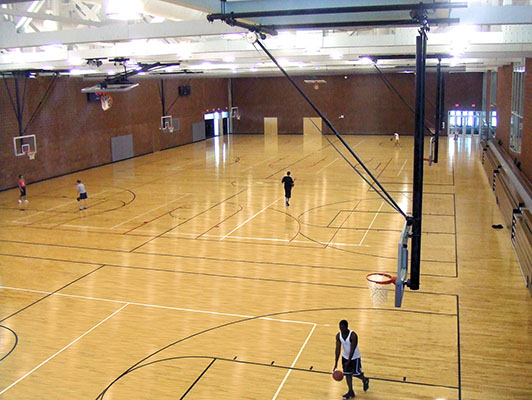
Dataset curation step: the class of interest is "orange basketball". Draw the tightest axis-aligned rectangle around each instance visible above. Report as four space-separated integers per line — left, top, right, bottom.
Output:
332 370 343 381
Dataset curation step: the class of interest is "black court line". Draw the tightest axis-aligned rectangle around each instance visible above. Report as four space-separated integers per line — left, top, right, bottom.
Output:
0 325 18 362
0 251 460 297
128 188 247 252
324 200 361 249
180 358 216 399
148 356 461 391
456 296 462 400
264 152 318 179
0 236 457 277
326 209 343 228
0 265 105 323
453 193 459 278
95 306 459 399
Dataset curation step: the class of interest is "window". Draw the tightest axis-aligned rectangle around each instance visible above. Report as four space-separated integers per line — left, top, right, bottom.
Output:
510 62 524 153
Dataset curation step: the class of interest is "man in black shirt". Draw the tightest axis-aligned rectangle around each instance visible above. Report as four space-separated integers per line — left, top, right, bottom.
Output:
281 171 294 206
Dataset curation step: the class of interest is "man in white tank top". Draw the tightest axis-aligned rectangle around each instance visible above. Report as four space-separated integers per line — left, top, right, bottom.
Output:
334 320 369 399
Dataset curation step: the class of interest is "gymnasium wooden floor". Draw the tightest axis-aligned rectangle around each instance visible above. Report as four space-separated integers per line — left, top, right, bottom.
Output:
0 134 531 400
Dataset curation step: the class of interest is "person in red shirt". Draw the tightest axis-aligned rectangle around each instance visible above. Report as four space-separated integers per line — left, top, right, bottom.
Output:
18 175 28 204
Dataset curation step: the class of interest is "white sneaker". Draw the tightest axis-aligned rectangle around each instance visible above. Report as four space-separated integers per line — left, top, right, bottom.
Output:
18 200 22 204
24 199 28 203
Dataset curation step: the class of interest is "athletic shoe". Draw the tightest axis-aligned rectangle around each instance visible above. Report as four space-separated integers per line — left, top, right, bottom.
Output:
342 391 355 399
363 378 369 392
24 199 28 203
79 207 83 210
286 201 289 206
83 207 87 209
18 200 22 204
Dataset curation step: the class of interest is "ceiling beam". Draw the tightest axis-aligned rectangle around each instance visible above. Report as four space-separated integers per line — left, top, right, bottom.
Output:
0 8 103 27
0 19 244 49
451 5 532 25
159 0 221 14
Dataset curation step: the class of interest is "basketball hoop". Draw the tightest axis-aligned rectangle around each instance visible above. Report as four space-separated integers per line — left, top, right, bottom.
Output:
100 93 113 111
25 150 36 160
366 273 396 306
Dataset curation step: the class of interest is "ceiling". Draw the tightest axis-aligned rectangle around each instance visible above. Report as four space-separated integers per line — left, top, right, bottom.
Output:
1 0 532 80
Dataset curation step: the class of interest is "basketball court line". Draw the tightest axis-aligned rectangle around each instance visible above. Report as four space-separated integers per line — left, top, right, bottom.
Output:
272 323 317 399
0 249 460 301
397 159 408 176
110 194 189 228
359 201 385 246
0 303 128 395
129 188 248 252
12 188 112 223
316 157 339 173
0 286 318 325
0 239 458 279
241 156 276 172
196 206 244 239
325 200 361 249
221 196 283 240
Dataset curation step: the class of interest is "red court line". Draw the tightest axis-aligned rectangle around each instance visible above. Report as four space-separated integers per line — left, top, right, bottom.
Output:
123 206 184 235
195 205 243 239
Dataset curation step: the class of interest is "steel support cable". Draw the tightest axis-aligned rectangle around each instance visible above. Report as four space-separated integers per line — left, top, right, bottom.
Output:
373 63 433 135
254 39 407 220
23 75 58 134
2 77 20 134
305 116 404 214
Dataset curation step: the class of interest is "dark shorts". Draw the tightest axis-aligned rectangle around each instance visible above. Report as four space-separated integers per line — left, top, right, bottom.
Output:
79 192 88 200
19 187 26 196
284 188 292 198
342 357 363 376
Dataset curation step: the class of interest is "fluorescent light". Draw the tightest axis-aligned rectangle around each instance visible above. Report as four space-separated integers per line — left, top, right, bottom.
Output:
68 56 83 66
106 0 143 20
330 51 343 60
222 33 245 40
223 55 235 63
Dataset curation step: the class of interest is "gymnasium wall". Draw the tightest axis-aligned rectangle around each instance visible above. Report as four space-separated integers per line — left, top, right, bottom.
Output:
231 72 483 135
494 62 532 182
522 59 532 181
0 76 228 191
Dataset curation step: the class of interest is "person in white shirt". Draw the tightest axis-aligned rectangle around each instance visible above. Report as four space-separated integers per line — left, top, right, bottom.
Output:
76 180 88 210
393 132 400 147
334 320 370 399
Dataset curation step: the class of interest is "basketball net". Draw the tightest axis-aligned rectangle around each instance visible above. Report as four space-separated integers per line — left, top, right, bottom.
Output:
366 273 395 306
100 93 113 111
25 150 36 160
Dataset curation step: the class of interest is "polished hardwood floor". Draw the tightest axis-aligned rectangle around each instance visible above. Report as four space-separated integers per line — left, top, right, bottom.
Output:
0 134 530 399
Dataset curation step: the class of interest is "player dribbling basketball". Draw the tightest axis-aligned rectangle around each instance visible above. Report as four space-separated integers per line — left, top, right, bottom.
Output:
334 320 369 399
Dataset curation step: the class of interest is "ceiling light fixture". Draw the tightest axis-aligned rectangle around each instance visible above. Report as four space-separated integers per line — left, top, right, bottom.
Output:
106 0 143 20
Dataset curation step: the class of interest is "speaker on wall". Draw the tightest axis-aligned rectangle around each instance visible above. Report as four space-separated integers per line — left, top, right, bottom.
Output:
178 85 191 96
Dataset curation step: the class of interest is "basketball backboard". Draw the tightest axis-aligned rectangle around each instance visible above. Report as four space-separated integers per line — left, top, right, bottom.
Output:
13 134 37 157
395 221 411 307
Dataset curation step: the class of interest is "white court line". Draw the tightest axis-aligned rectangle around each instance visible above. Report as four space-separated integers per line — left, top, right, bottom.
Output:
170 160 202 171
221 196 282 240
171 232 369 247
0 303 128 395
0 286 316 326
316 157 339 173
272 323 317 400
111 194 189 228
13 189 112 223
358 202 384 246
241 156 275 172
396 159 408 177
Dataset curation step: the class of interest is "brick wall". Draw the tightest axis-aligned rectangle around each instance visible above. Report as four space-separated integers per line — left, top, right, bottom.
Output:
495 64 512 152
520 59 532 181
232 72 483 135
0 76 228 191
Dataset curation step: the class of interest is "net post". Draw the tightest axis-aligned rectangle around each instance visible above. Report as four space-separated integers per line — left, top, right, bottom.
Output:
410 28 428 291
434 59 442 164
